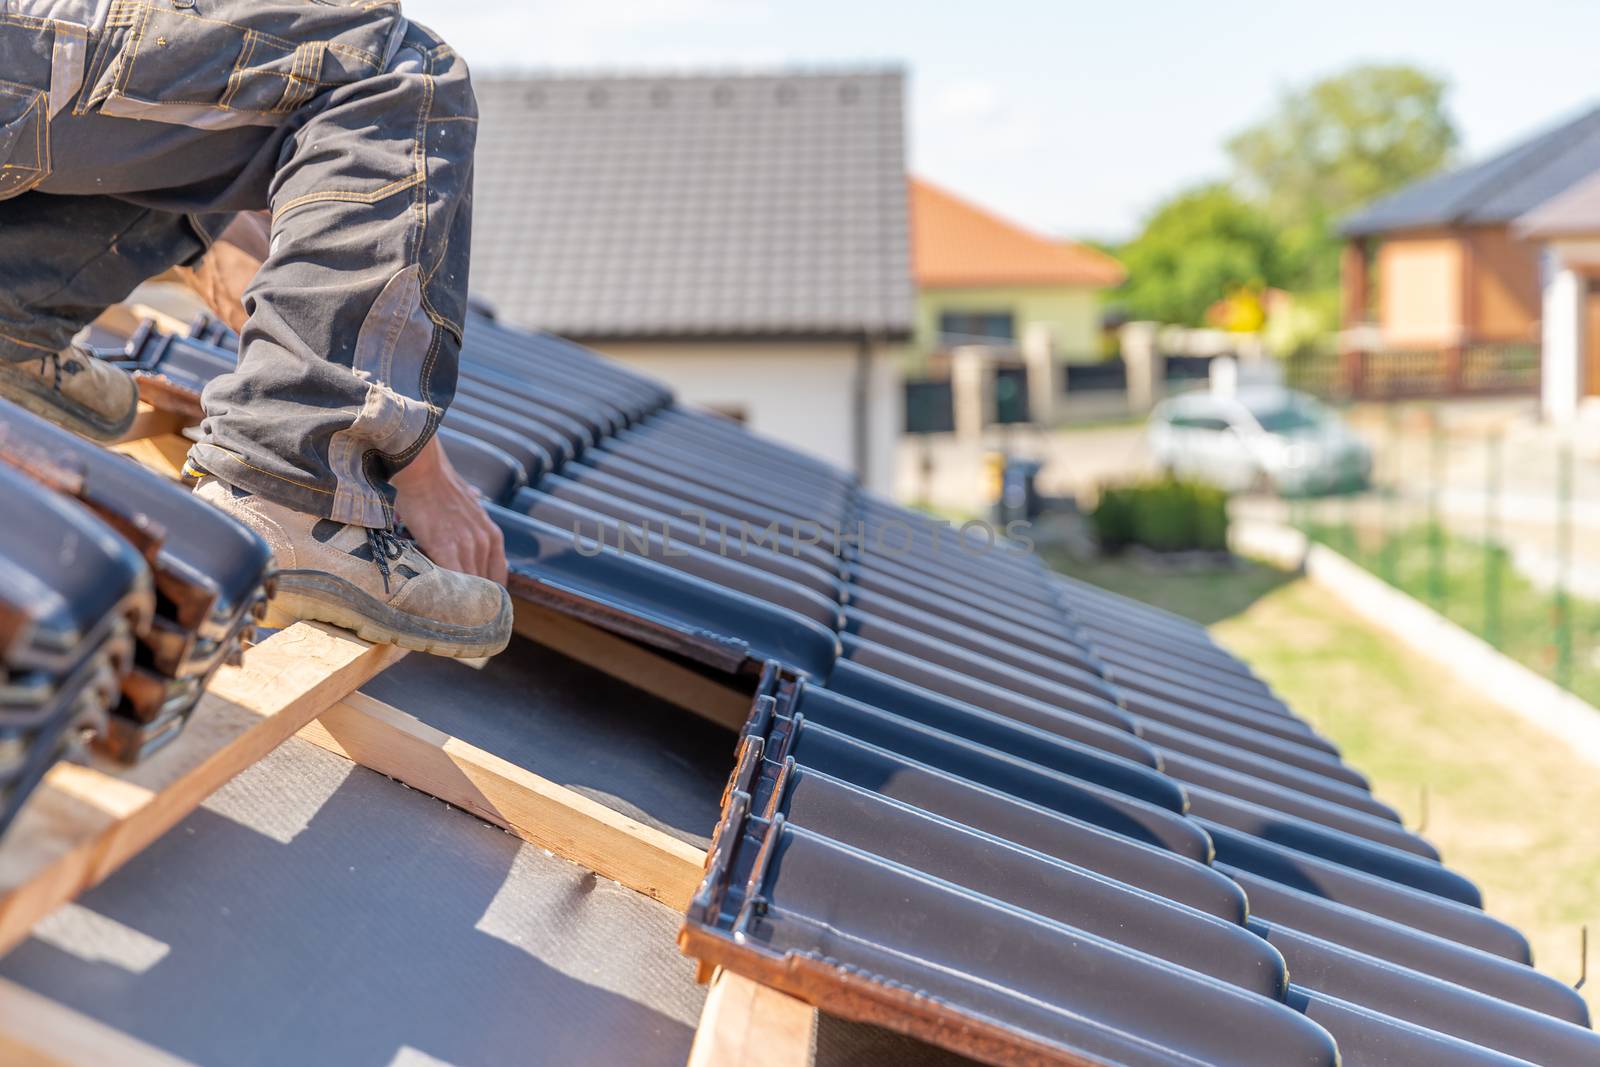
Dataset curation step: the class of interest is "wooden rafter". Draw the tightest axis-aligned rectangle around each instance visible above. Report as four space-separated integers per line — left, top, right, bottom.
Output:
118 405 190 445
0 623 404 954
291 691 821 1067
109 432 190 479
297 692 708 909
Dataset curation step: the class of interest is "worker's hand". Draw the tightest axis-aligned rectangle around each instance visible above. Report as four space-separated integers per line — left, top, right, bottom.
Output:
392 436 509 585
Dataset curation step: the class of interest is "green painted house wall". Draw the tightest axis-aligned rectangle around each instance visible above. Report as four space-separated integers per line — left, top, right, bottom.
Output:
914 284 1106 366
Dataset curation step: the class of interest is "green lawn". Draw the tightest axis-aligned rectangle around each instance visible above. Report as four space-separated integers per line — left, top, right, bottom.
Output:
1042 550 1292 626
1054 554 1600 1017
1300 521 1600 708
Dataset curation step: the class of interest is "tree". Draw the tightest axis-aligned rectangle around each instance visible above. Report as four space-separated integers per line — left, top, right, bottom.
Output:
1116 184 1283 326
1227 64 1458 226
1110 64 1459 331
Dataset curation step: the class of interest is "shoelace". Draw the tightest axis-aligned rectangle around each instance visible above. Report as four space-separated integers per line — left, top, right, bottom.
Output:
38 353 62 392
366 527 411 594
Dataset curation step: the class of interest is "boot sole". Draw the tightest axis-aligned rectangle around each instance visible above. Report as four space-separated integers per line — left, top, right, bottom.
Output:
0 364 138 442
263 571 513 659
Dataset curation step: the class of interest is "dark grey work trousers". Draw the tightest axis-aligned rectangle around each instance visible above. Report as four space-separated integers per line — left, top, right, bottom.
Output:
0 1 476 528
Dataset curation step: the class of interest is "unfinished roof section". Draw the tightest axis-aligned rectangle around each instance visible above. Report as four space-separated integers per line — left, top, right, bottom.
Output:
123 314 1599 1065
911 177 1125 289
1342 103 1600 236
470 69 916 342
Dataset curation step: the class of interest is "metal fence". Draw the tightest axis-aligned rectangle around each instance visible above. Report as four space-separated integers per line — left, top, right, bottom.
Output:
1285 342 1541 402
1288 406 1596 706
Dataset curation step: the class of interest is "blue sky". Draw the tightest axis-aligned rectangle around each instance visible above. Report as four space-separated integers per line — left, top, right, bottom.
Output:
405 0 1600 241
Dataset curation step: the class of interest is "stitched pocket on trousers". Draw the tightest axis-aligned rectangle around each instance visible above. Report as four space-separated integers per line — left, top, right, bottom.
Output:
95 3 398 130
0 80 49 201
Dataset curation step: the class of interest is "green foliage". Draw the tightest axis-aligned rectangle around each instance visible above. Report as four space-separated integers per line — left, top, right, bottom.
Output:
1116 184 1283 326
1113 63 1458 329
1301 521 1600 707
1228 64 1458 225
1092 477 1230 554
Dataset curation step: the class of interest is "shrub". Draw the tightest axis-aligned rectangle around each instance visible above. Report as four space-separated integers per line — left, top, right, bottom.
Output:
1091 477 1229 553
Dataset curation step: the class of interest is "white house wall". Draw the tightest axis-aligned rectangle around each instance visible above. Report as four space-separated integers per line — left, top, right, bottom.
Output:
591 340 902 495
1540 239 1600 421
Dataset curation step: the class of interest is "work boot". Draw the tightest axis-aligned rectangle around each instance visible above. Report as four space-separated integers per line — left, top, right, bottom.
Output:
0 344 139 442
193 477 513 659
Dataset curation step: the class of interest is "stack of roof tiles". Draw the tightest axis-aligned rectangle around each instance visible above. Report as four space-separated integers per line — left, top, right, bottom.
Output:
122 314 1597 1066
0 399 273 834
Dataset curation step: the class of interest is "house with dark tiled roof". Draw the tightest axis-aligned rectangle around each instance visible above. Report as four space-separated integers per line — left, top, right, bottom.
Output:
1340 104 1600 415
468 68 915 492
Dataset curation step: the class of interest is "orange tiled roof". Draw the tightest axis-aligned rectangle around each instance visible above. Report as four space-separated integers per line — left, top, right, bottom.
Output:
911 177 1125 290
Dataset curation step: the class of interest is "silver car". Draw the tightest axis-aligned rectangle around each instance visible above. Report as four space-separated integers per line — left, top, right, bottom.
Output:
1147 388 1372 495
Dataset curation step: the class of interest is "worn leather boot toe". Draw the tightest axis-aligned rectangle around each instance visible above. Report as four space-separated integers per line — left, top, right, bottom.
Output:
194 477 512 659
0 344 139 442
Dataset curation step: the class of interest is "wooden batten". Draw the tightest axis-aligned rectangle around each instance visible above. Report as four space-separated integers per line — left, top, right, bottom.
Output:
511 599 752 731
688 969 816 1067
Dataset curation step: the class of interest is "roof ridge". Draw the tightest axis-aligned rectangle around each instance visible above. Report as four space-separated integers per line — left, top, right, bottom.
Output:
911 177 1124 288
913 176 1078 251
1341 99 1600 235
478 64 906 84
1437 102 1600 224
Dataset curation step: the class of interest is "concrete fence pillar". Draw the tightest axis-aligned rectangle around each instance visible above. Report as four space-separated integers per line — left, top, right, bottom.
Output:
1021 324 1057 427
951 345 992 441
1121 321 1164 412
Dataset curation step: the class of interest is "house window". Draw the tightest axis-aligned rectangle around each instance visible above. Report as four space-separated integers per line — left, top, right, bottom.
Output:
938 310 1016 346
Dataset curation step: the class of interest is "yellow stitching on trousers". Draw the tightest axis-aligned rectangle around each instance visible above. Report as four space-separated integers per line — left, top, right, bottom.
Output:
0 329 58 353
206 449 338 498
273 172 423 216
219 29 257 110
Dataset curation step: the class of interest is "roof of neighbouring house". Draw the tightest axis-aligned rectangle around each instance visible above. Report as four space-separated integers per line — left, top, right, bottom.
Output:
1514 167 1600 237
910 178 1125 289
1341 103 1600 237
468 68 915 342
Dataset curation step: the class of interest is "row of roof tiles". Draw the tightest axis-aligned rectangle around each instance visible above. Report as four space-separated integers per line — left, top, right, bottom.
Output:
123 311 1595 1066
0 398 273 832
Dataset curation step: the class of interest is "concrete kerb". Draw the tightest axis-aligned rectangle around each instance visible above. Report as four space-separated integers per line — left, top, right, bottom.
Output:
1230 518 1600 771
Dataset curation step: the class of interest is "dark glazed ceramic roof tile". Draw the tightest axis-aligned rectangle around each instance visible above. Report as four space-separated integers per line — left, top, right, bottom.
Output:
113 315 1591 1064
0 391 272 830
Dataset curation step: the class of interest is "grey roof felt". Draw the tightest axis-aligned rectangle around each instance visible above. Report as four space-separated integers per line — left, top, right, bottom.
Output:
361 635 734 849
1 738 706 1067
1341 104 1600 236
468 69 915 341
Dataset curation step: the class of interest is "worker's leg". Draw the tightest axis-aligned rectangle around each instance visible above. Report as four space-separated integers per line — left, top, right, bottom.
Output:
180 20 508 657
0 192 222 439
187 20 476 531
